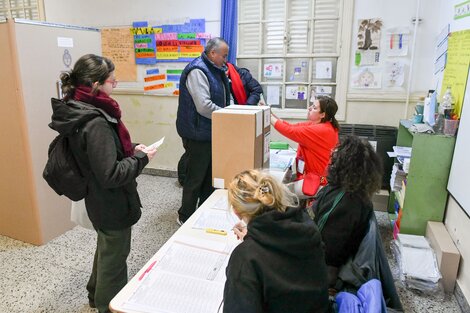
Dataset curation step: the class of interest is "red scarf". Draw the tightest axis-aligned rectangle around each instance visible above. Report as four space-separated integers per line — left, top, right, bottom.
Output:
73 86 134 157
227 63 247 105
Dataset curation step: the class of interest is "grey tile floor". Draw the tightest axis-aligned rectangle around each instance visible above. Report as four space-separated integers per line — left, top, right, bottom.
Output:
0 175 464 312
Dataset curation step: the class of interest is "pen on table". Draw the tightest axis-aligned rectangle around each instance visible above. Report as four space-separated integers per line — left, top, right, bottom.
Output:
138 260 157 281
399 34 403 49
390 34 394 49
205 228 227 236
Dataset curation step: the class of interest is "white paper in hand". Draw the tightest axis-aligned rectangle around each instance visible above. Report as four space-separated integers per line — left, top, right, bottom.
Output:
146 137 165 151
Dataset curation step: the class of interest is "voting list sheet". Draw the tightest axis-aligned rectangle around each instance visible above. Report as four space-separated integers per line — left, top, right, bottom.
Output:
122 236 234 313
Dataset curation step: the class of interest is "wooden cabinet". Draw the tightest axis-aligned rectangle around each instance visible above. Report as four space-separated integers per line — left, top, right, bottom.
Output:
387 120 456 235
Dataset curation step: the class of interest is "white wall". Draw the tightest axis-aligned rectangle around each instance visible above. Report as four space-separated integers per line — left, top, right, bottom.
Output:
43 0 221 34
345 0 440 125
43 0 220 173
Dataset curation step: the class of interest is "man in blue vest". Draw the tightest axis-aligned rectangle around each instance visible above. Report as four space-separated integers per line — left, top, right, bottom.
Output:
176 37 231 224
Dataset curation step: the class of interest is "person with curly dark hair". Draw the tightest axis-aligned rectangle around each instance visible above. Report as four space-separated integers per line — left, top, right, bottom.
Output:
312 135 383 287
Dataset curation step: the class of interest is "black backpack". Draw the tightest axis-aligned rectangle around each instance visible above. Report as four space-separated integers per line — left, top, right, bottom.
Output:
43 132 88 201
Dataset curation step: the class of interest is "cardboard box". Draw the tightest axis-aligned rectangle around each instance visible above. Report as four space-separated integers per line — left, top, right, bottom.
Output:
425 221 461 293
212 109 264 189
226 105 271 168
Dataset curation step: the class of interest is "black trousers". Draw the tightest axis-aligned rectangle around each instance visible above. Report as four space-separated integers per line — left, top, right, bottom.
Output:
177 138 214 222
87 227 131 313
177 138 189 186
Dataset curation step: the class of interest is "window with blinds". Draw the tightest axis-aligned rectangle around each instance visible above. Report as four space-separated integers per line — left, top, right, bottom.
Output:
0 0 42 21
238 0 342 110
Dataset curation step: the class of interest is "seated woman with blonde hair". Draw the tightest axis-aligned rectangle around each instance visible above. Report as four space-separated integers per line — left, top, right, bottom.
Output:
223 169 329 313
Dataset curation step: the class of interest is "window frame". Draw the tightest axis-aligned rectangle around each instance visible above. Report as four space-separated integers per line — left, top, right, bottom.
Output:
0 0 44 21
237 0 354 121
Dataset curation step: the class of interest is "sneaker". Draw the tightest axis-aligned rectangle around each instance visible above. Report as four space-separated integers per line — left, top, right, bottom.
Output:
176 217 183 226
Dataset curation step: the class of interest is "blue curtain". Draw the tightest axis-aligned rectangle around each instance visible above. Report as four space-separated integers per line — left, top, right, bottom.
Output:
221 0 237 64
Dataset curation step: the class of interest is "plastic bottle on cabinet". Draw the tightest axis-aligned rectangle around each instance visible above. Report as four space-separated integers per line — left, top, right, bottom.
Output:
434 110 445 134
441 87 454 118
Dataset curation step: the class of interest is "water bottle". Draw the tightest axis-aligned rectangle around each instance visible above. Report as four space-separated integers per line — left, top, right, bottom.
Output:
441 87 454 119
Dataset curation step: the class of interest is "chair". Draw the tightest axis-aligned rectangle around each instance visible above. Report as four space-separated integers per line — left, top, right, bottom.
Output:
335 214 403 312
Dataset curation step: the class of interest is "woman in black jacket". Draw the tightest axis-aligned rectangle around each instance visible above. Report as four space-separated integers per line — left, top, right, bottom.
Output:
50 54 157 313
224 169 329 313
312 135 382 288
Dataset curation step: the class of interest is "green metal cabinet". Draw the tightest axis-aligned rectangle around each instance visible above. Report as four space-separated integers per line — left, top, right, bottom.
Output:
387 120 456 235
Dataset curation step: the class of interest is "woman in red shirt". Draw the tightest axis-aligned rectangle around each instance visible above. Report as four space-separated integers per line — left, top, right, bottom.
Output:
271 96 339 197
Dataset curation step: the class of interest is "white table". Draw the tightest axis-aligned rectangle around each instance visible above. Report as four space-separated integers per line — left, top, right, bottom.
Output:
110 150 296 313
110 189 238 313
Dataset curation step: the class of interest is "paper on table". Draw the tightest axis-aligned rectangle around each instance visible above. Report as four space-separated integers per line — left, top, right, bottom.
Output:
122 236 233 313
146 136 165 150
393 146 412 158
192 209 238 232
122 271 224 313
212 196 229 210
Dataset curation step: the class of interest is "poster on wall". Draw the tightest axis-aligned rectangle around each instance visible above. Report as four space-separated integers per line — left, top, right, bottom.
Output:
385 61 405 87
131 19 209 64
355 18 383 67
143 64 185 95
385 27 410 57
131 22 157 65
101 28 137 81
357 18 382 50
315 61 333 79
266 85 280 105
440 29 470 117
154 19 208 62
311 86 333 100
285 85 307 100
264 63 283 78
355 50 380 66
351 67 382 89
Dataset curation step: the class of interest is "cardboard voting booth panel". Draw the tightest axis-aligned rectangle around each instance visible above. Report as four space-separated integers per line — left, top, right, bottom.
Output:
212 109 264 189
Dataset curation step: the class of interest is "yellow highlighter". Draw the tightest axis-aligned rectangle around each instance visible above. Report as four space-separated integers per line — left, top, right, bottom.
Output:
205 228 227 236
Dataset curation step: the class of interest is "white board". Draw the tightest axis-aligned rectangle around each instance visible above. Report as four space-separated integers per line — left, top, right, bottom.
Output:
447 65 470 217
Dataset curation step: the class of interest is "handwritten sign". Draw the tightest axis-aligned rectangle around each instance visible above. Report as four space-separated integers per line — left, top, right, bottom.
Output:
101 28 136 81
441 30 470 117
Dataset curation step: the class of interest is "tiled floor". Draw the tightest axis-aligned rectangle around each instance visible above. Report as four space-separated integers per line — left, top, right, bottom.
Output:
0 175 464 312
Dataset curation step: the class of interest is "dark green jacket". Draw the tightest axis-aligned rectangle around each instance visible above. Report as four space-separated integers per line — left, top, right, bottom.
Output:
49 98 148 230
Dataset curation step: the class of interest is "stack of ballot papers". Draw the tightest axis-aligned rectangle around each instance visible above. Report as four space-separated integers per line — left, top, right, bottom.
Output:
392 234 441 294
390 163 407 191
270 149 296 171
